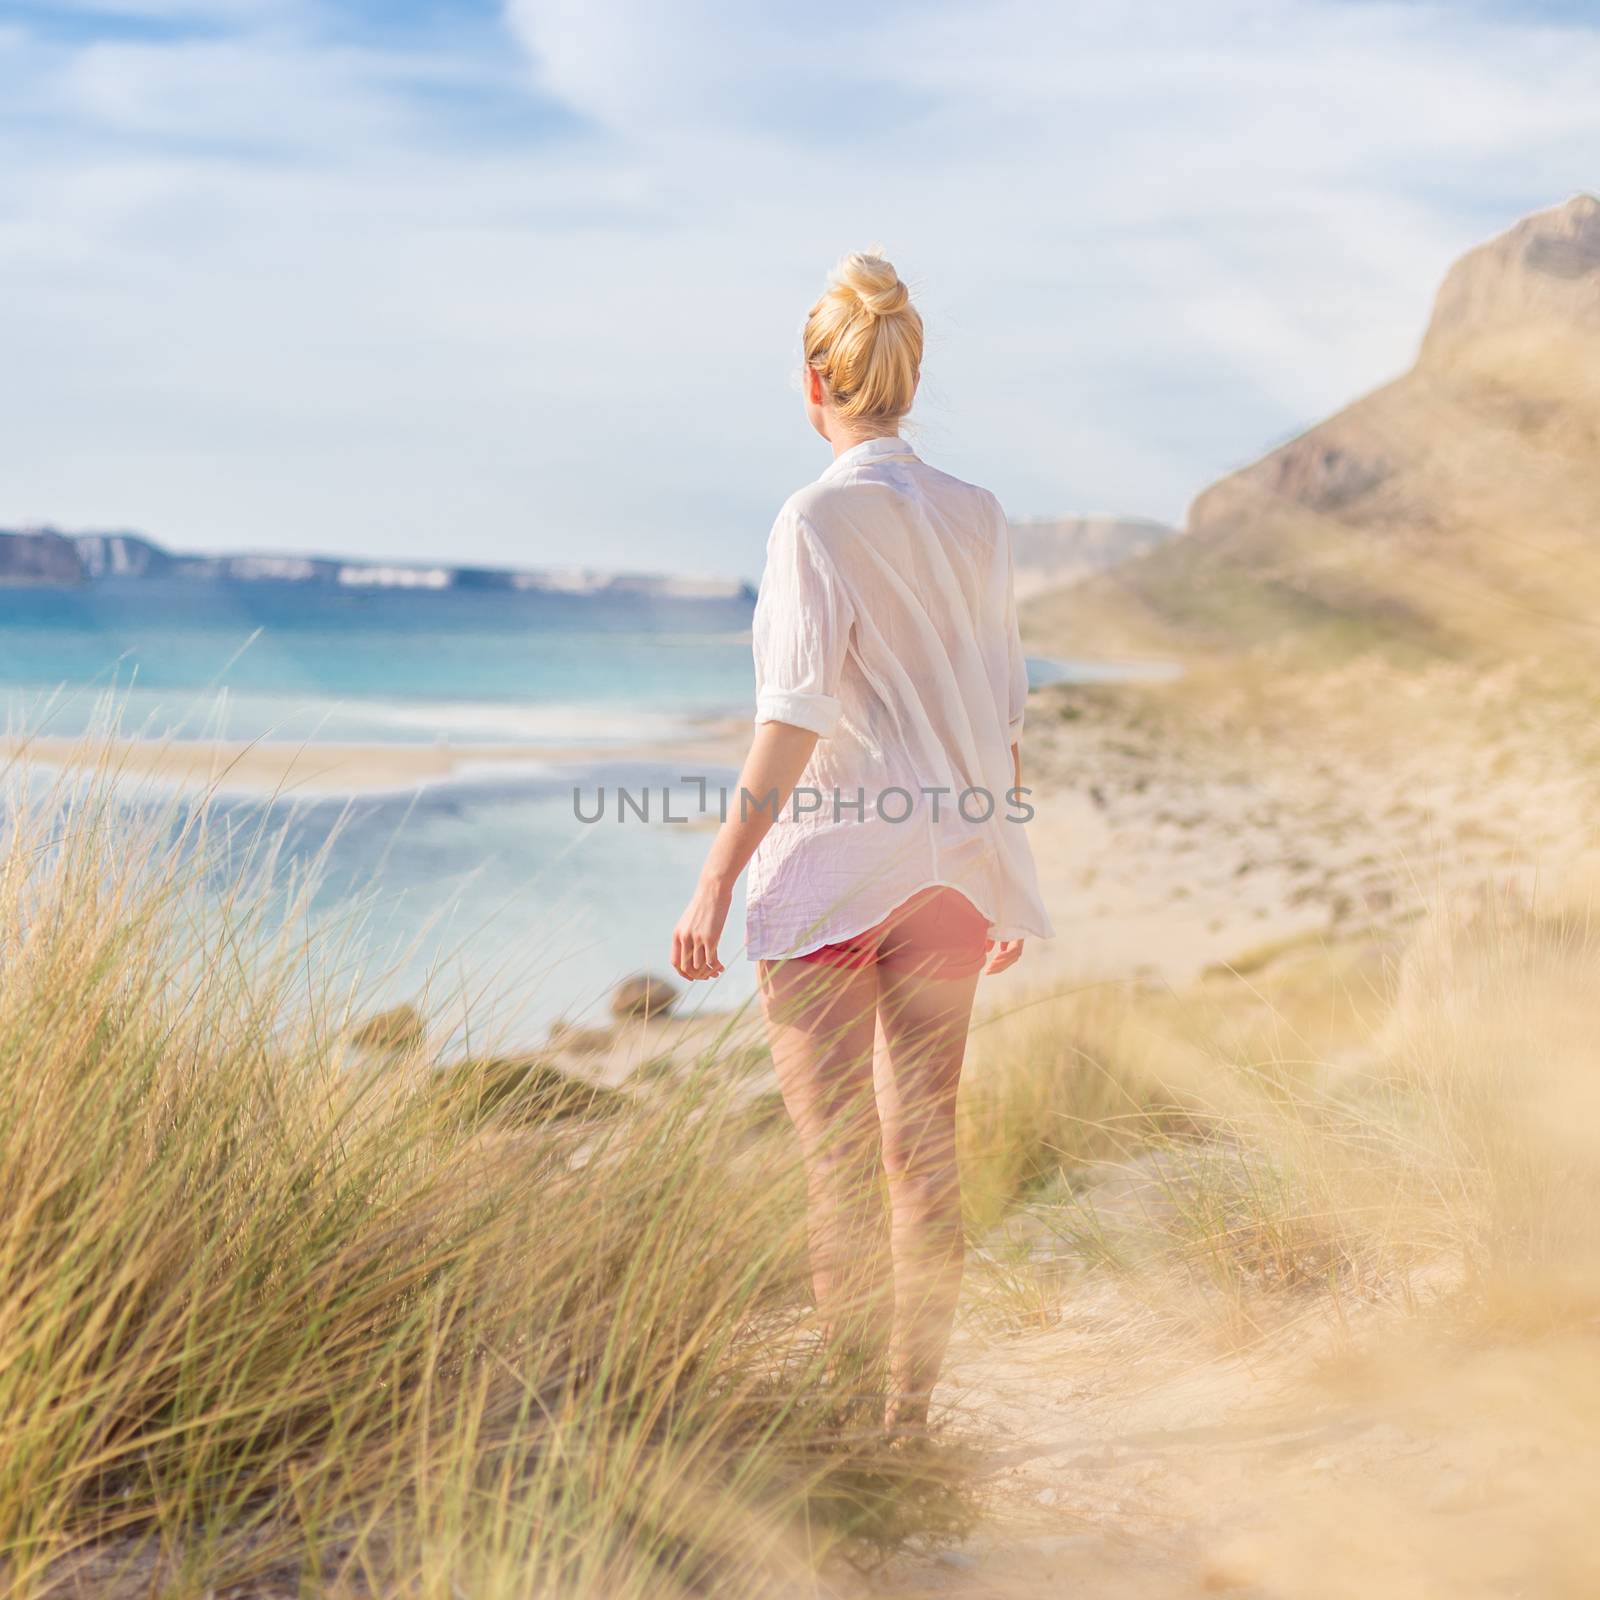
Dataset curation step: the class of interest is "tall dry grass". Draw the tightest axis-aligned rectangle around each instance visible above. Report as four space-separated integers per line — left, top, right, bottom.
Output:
956 873 1600 1348
6 733 1598 1596
0 748 968 1599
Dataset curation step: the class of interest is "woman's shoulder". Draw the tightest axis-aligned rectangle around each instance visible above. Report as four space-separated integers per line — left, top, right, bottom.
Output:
914 461 1007 526
768 480 867 558
776 478 847 528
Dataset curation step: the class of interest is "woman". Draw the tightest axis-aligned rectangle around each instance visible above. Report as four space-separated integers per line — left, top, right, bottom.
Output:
671 249 1053 1437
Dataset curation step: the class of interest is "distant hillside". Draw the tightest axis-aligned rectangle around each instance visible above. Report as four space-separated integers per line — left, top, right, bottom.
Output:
0 529 81 585
1008 515 1176 600
0 528 753 603
1023 194 1600 666
2 514 1170 607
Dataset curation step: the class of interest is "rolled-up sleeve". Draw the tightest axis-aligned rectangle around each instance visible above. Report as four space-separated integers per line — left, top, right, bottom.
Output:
752 508 854 738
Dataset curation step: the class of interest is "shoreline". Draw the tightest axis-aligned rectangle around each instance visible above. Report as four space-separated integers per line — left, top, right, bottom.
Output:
0 722 753 798
12 662 1586 1024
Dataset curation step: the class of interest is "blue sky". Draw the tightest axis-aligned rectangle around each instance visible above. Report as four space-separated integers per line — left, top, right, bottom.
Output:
2 1 1597 581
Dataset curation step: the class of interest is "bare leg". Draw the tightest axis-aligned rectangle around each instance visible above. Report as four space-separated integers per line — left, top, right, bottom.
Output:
873 962 981 1435
759 958 890 1384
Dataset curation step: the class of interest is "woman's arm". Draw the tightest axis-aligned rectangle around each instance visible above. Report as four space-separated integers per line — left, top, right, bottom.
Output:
676 504 846 981
984 739 1025 974
671 719 819 981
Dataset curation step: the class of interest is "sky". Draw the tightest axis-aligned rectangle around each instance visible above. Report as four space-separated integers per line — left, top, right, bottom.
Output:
2 1 1598 582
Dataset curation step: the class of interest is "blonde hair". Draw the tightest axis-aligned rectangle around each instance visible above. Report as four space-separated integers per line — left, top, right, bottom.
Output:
802 248 922 428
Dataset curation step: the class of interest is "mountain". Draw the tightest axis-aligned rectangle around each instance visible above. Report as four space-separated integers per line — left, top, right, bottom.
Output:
0 528 754 603
1022 194 1600 666
1008 515 1177 600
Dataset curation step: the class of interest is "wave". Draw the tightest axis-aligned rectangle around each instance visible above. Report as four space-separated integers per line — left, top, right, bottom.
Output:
4 685 739 748
342 698 707 745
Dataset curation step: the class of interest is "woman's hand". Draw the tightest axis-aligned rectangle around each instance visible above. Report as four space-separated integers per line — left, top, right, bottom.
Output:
983 938 1024 975
672 873 733 980
670 720 819 984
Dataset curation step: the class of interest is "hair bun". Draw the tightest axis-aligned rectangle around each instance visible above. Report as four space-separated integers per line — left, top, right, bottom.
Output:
803 245 923 424
832 249 910 319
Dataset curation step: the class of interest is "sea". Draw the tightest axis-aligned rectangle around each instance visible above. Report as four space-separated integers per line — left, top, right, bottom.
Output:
0 577 1159 1050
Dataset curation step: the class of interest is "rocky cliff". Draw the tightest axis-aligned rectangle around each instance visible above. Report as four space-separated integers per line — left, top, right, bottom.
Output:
1023 194 1600 665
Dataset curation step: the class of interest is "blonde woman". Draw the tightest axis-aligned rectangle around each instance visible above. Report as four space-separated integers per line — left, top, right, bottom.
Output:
671 250 1053 1436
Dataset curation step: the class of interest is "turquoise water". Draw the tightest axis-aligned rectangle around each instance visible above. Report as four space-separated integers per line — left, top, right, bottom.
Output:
198 763 750 1052
0 578 1129 1044
1 580 760 1044
1 580 755 744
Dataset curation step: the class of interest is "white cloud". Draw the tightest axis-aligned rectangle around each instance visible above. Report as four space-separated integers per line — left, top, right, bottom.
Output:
501 0 920 136
2 1 1598 575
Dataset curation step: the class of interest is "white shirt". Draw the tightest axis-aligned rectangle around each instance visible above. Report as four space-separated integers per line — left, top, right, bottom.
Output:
744 435 1055 959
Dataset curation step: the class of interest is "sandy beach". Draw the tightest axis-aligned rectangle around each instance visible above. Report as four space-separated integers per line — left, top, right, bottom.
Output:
11 653 1595 1019
0 719 753 798
0 692 1341 1009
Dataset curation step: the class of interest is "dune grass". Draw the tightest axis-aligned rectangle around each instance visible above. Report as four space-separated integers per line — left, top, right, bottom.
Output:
0 750 979 1598
4 735 1598 1595
957 878 1600 1353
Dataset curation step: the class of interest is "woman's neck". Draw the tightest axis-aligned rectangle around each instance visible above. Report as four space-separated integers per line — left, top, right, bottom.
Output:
827 421 901 459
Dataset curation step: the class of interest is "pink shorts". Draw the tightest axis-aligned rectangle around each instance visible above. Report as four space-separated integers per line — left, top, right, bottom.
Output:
790 887 989 979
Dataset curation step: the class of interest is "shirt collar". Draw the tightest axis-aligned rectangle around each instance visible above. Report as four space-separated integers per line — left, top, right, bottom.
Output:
818 434 919 481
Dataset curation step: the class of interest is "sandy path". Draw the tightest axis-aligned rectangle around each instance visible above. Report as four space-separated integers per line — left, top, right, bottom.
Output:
861 663 1600 1599
868 1270 1600 1599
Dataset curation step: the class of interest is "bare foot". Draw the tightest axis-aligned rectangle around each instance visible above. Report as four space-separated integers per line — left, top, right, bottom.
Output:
883 1401 933 1445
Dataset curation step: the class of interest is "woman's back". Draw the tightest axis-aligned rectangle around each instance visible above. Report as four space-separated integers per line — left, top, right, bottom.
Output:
746 434 1053 960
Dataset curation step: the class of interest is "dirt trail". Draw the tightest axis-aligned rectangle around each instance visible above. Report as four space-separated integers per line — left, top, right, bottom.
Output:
854 667 1600 1599
864 1268 1600 1599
